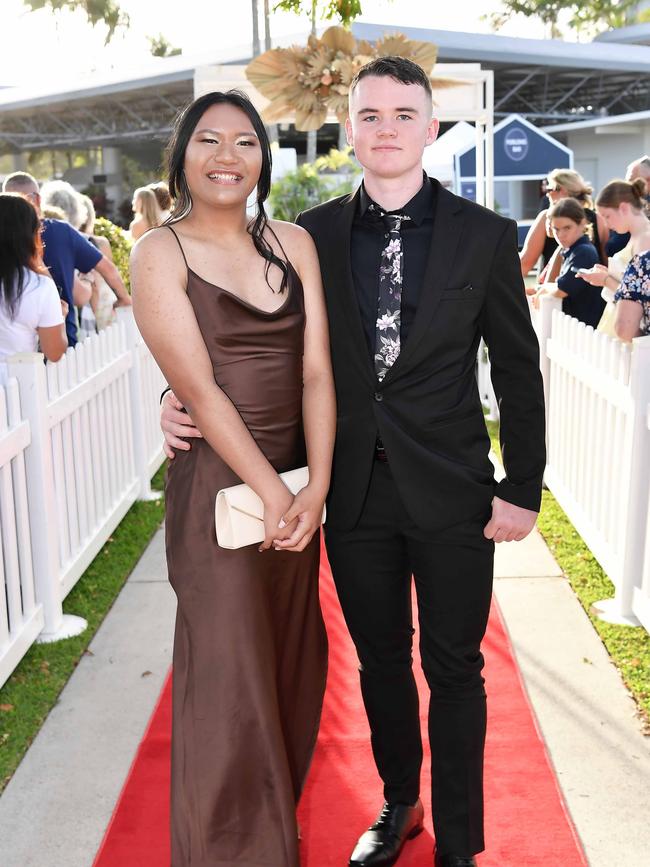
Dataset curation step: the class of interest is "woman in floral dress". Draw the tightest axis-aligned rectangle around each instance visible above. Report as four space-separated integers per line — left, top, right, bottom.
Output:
580 177 650 340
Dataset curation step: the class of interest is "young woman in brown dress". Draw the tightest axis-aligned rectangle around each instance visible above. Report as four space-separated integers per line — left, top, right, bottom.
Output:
131 90 335 867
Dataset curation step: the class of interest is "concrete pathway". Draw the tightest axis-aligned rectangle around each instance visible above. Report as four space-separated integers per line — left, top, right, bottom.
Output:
0 524 649 866
494 531 650 866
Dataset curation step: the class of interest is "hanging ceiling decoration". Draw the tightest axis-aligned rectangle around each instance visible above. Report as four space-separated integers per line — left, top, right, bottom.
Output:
246 26 463 131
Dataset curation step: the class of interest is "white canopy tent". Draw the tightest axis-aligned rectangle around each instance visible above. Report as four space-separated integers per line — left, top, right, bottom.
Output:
422 121 476 187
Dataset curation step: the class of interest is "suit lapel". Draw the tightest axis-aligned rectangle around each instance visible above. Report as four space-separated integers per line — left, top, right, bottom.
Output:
329 188 375 384
382 181 465 384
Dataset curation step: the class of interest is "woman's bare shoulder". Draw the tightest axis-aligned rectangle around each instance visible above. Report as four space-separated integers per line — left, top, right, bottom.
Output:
267 219 312 247
130 224 187 285
267 219 316 264
131 224 177 259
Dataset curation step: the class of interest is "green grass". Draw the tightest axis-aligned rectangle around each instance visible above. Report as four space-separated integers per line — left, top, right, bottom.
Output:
0 465 166 792
486 417 650 732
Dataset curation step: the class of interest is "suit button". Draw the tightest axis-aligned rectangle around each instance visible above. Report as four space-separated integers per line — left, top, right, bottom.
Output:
374 391 383 402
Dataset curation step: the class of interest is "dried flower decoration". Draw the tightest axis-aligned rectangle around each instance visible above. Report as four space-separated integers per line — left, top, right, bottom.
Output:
246 26 463 131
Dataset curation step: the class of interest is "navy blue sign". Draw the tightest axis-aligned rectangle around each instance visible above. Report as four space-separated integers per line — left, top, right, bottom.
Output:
457 116 570 179
504 127 529 162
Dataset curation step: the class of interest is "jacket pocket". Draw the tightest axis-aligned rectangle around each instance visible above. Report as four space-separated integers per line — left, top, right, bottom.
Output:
422 408 480 431
441 285 478 300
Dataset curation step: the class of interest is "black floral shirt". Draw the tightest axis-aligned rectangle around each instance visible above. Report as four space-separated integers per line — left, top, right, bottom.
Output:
615 250 650 336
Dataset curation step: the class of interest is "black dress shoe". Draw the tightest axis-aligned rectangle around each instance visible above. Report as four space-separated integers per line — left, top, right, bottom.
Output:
434 853 477 867
349 799 424 866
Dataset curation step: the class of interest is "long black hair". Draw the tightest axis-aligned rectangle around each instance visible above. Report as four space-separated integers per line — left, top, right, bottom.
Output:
0 193 44 318
166 89 288 293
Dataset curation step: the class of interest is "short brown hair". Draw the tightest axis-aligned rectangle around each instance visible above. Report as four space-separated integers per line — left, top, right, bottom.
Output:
350 56 432 103
596 177 647 211
548 197 587 224
548 197 592 241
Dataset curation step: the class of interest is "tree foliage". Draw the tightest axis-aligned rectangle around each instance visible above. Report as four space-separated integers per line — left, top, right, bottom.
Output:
92 217 132 288
268 147 360 222
274 0 363 28
23 0 128 43
147 33 181 57
489 0 640 34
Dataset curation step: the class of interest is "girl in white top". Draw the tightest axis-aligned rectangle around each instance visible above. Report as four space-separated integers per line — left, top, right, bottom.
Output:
0 193 67 383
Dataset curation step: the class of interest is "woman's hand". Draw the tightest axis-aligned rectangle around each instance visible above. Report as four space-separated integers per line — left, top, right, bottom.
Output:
260 486 297 553
577 263 608 286
271 484 326 553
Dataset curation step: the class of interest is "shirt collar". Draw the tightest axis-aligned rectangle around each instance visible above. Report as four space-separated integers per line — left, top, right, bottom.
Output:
359 171 433 226
561 234 591 256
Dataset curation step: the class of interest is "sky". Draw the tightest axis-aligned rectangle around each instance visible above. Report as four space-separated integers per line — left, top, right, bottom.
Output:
1 0 560 87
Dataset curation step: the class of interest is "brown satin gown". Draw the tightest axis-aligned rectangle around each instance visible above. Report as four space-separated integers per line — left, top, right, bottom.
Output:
164 227 327 867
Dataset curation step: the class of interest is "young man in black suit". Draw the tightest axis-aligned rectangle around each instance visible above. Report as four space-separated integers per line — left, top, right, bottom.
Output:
161 58 545 867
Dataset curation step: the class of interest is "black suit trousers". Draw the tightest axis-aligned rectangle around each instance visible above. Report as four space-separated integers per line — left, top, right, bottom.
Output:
325 459 494 856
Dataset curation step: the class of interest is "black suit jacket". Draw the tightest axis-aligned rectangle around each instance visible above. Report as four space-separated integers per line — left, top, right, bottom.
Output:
297 178 546 533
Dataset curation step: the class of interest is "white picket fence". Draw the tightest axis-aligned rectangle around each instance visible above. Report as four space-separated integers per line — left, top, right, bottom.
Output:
498 295 650 631
637 404 650 630
0 310 166 688
544 307 650 629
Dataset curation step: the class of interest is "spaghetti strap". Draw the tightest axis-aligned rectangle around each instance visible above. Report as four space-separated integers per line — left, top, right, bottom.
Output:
266 222 291 266
166 224 189 271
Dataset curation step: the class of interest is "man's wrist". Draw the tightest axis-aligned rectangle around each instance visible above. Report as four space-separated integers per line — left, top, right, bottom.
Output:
160 385 172 405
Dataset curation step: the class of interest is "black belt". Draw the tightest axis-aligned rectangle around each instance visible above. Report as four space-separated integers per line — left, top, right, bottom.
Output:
374 436 388 462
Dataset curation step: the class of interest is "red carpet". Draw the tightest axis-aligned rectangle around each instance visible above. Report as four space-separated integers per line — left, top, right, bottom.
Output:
94 544 587 866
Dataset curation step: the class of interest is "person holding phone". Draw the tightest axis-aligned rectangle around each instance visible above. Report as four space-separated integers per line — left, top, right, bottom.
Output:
579 178 650 341
534 197 602 326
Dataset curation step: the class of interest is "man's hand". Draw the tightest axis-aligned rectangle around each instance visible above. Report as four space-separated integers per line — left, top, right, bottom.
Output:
483 496 538 543
160 391 202 459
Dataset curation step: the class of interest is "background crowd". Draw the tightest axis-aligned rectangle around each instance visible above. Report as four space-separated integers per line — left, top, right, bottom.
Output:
0 175 171 383
0 157 649 388
520 154 650 341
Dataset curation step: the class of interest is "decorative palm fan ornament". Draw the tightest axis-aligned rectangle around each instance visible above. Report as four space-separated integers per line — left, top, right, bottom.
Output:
246 26 463 131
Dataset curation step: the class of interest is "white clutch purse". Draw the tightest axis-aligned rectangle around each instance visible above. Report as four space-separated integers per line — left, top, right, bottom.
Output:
215 466 326 549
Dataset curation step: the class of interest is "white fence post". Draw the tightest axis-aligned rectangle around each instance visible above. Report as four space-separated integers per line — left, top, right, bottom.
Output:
7 353 87 641
632 404 650 631
532 294 562 440
593 334 650 625
0 379 45 687
117 309 163 502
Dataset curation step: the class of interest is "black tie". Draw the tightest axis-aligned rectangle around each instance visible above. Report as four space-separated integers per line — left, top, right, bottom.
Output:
369 205 411 381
